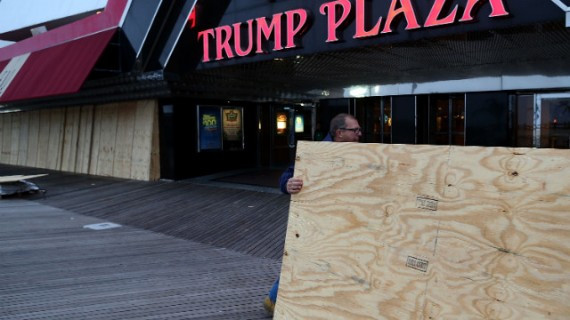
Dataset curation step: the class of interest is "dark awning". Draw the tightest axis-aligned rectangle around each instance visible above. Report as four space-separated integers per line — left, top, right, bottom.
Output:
0 0 129 104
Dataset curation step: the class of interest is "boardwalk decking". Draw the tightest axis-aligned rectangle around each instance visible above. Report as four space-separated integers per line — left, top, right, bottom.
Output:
0 164 290 319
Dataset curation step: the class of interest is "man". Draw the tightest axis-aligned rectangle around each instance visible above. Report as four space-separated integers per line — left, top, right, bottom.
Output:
264 113 362 315
280 113 362 194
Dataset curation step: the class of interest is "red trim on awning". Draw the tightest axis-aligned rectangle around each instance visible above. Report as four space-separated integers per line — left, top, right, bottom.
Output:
0 0 129 103
0 29 116 103
0 0 129 61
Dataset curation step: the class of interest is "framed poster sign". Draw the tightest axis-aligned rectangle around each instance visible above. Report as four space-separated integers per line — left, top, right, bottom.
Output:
197 106 222 151
222 107 244 150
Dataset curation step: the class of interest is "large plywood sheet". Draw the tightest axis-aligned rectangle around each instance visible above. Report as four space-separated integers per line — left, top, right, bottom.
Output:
275 142 570 320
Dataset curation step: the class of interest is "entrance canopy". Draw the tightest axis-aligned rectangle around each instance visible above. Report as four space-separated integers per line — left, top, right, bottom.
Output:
168 0 570 102
0 0 129 104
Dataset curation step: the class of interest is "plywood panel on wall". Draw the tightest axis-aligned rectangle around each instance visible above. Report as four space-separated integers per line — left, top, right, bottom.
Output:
61 107 81 172
275 142 570 320
96 103 119 177
36 109 51 168
46 108 65 170
113 101 136 179
9 112 20 164
26 110 40 168
17 112 30 166
76 105 94 174
0 100 159 181
131 100 157 180
1 113 12 163
89 105 104 175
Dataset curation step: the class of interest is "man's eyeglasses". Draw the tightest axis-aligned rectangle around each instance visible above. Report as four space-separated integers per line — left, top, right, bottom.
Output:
339 127 362 133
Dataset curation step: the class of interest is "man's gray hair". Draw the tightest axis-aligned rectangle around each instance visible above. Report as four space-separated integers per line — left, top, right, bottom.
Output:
329 113 356 137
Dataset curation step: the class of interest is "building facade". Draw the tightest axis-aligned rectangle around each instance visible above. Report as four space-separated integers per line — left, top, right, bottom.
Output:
0 0 569 180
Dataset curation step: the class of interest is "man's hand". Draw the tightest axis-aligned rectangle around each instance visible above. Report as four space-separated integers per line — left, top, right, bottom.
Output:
286 177 303 194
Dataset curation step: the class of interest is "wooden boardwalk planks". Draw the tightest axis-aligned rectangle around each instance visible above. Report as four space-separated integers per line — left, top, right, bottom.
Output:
0 200 279 320
275 142 570 320
0 163 290 261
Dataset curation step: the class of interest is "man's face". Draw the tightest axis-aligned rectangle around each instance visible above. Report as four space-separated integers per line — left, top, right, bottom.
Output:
336 118 362 142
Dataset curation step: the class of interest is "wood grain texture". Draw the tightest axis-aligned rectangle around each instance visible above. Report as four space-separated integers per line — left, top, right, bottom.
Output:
275 142 570 320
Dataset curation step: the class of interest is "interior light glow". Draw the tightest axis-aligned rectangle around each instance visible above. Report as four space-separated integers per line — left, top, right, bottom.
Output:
348 86 369 97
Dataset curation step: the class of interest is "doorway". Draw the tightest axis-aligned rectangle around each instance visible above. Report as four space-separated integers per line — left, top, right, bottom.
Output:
515 93 570 149
268 104 315 167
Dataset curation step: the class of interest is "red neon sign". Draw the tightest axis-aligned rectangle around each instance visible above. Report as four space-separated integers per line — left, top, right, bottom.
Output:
198 0 510 62
187 7 196 29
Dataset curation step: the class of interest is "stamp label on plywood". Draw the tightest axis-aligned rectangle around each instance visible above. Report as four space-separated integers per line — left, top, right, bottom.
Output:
406 256 429 273
416 196 438 211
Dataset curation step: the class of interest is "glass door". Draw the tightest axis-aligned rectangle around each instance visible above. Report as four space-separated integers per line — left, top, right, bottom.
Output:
429 94 465 145
536 93 570 149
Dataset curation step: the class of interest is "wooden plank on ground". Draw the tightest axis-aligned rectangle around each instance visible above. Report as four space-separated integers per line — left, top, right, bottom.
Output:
26 110 40 168
113 101 136 179
61 107 80 172
0 174 48 183
17 111 29 166
76 105 94 174
275 142 570 320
